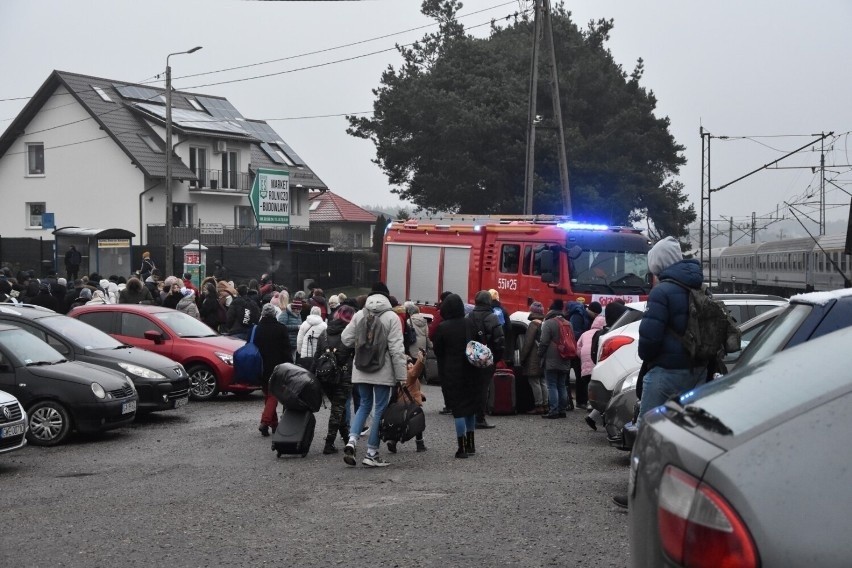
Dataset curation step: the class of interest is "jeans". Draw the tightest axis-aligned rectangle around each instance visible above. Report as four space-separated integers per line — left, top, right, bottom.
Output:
454 415 476 437
638 366 706 420
527 374 548 406
348 383 391 452
545 369 569 415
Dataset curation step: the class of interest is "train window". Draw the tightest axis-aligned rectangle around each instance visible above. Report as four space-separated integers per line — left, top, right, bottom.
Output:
500 244 520 274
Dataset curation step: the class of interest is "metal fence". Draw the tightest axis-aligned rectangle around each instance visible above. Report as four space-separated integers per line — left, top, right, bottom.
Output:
146 224 331 247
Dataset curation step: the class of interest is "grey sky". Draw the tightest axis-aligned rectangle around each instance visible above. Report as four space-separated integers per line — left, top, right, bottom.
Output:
2 0 850 228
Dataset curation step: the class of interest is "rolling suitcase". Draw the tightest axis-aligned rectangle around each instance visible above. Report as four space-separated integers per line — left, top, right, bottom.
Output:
487 368 517 415
271 409 316 458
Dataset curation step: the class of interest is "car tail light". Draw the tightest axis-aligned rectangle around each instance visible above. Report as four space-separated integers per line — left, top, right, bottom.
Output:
598 335 634 362
657 465 758 568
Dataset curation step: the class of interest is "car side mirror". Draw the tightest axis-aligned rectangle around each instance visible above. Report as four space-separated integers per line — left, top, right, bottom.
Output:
144 330 164 344
567 245 582 260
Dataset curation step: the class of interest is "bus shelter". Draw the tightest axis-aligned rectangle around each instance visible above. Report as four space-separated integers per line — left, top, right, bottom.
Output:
52 227 136 279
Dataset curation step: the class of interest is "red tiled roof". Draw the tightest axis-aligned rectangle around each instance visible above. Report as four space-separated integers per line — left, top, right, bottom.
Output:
308 191 377 223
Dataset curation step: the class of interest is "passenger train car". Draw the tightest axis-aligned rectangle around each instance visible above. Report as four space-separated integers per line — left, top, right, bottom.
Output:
702 233 851 295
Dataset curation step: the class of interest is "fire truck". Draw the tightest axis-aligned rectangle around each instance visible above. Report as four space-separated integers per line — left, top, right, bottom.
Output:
381 216 652 314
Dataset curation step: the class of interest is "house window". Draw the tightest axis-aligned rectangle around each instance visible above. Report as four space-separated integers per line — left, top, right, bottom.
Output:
189 147 208 188
27 202 45 228
91 85 113 102
27 143 44 175
235 206 255 228
172 203 195 227
353 233 363 248
221 151 238 189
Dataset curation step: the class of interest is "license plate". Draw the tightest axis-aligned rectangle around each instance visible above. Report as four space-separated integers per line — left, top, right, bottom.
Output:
1 424 25 438
172 396 188 409
122 400 137 415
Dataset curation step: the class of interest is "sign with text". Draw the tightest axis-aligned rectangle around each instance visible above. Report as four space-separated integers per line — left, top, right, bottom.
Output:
249 168 290 225
97 239 131 248
199 223 224 235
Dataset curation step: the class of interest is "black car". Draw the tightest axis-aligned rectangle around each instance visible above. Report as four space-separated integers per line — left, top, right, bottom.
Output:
0 304 190 412
0 324 138 446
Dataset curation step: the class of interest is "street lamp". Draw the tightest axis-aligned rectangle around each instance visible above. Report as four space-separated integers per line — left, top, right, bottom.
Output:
164 46 202 277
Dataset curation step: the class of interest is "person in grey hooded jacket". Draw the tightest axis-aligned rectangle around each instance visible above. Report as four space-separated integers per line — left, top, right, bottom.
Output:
340 282 407 467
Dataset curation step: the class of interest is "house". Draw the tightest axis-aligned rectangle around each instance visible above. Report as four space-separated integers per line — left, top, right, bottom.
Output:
308 190 376 250
0 70 327 246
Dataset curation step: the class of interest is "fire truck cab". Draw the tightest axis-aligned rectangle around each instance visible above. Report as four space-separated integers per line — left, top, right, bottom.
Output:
381 217 652 315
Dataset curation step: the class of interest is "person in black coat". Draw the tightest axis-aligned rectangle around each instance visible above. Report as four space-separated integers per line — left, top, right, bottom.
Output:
313 304 356 454
254 304 292 436
434 293 480 458
198 283 221 331
227 285 259 339
468 289 505 429
29 282 59 312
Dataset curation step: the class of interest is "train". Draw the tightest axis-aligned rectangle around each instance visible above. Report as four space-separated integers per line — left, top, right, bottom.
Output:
702 233 851 296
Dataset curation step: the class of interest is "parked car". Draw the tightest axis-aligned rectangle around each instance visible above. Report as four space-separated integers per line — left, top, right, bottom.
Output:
0 324 137 446
628 325 852 567
604 305 784 451
0 304 190 413
0 389 28 454
69 304 258 401
588 294 787 414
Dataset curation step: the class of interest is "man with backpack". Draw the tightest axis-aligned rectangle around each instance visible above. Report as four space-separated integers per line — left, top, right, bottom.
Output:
537 299 575 418
469 290 505 429
340 282 407 467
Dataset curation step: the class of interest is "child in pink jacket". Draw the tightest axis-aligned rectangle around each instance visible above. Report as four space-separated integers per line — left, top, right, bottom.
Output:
577 314 606 385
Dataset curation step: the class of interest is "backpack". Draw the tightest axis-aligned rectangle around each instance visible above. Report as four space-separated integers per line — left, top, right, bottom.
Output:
313 346 341 386
465 317 494 368
555 318 578 359
353 312 389 372
232 325 263 385
664 280 742 365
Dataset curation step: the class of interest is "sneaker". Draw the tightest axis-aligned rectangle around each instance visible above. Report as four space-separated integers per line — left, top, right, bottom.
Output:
343 443 356 467
612 494 629 509
362 453 390 467
584 415 598 431
361 424 370 436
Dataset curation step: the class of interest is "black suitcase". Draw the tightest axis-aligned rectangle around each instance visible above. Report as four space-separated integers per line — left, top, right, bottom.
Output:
271 409 316 458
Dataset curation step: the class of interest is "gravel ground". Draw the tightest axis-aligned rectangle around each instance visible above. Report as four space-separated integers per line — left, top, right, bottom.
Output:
0 384 630 567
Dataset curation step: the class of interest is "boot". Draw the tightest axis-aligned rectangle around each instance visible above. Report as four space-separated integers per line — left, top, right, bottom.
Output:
455 436 468 459
465 431 476 455
416 440 427 452
323 436 338 455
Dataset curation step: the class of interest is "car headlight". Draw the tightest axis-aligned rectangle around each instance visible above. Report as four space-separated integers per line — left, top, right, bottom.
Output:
91 382 106 399
118 362 165 380
215 352 233 366
619 372 640 394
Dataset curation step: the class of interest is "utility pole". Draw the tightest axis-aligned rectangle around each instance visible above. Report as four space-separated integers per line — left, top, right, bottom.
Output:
522 0 572 218
819 133 826 235
751 211 756 244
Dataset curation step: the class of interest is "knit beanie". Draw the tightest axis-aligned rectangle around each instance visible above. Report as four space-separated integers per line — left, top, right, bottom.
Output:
588 301 602 315
529 301 544 315
647 236 683 276
370 281 391 296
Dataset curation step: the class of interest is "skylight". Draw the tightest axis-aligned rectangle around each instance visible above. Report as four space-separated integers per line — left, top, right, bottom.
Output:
91 85 113 102
309 201 321 211
186 97 206 112
138 133 162 153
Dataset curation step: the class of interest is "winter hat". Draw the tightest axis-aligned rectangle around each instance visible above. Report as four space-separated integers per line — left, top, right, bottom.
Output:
647 236 683 276
404 301 420 316
529 301 545 315
334 304 355 323
261 303 277 319
79 288 92 300
310 306 321 316
474 290 492 306
604 301 628 327
291 298 303 313
180 287 193 297
587 301 603 315
99 278 110 290
548 298 564 311
488 288 500 301
57 277 67 287
370 281 391 296
327 295 340 309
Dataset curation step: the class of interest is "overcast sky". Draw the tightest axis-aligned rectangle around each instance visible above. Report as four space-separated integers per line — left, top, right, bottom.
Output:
2 0 851 231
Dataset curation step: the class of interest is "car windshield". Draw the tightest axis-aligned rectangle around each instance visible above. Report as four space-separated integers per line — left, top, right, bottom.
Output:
0 328 65 365
570 249 651 295
735 303 812 368
40 314 123 350
154 311 218 337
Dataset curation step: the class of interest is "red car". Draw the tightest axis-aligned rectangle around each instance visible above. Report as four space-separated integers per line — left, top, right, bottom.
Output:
69 304 259 401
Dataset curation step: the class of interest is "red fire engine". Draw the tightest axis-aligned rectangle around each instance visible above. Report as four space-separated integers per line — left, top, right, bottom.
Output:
381 216 652 314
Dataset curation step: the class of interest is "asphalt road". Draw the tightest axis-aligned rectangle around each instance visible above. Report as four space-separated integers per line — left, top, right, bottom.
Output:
1 385 630 567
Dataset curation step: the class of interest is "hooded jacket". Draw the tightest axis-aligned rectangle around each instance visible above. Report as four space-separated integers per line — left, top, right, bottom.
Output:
119 278 154 305
468 290 505 362
226 294 260 335
177 293 200 319
297 313 327 360
638 258 704 369
406 312 432 359
341 293 407 386
577 314 606 376
277 307 302 352
520 312 545 377
565 301 591 338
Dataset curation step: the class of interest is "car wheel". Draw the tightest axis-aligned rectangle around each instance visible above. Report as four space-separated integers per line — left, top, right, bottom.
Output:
27 400 72 446
188 364 219 401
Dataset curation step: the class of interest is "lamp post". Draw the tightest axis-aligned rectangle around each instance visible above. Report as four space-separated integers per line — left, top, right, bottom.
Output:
164 46 202 277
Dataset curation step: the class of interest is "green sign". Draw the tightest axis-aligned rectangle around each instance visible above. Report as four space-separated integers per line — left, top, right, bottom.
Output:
250 168 290 225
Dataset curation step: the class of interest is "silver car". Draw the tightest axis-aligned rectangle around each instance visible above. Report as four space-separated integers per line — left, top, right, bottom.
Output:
0 389 28 454
628 326 852 567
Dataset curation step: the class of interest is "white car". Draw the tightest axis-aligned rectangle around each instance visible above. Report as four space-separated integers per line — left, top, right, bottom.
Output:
588 294 788 413
0 389 28 454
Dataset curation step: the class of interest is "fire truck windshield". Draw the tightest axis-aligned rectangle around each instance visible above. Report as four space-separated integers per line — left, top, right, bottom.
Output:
569 248 651 295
